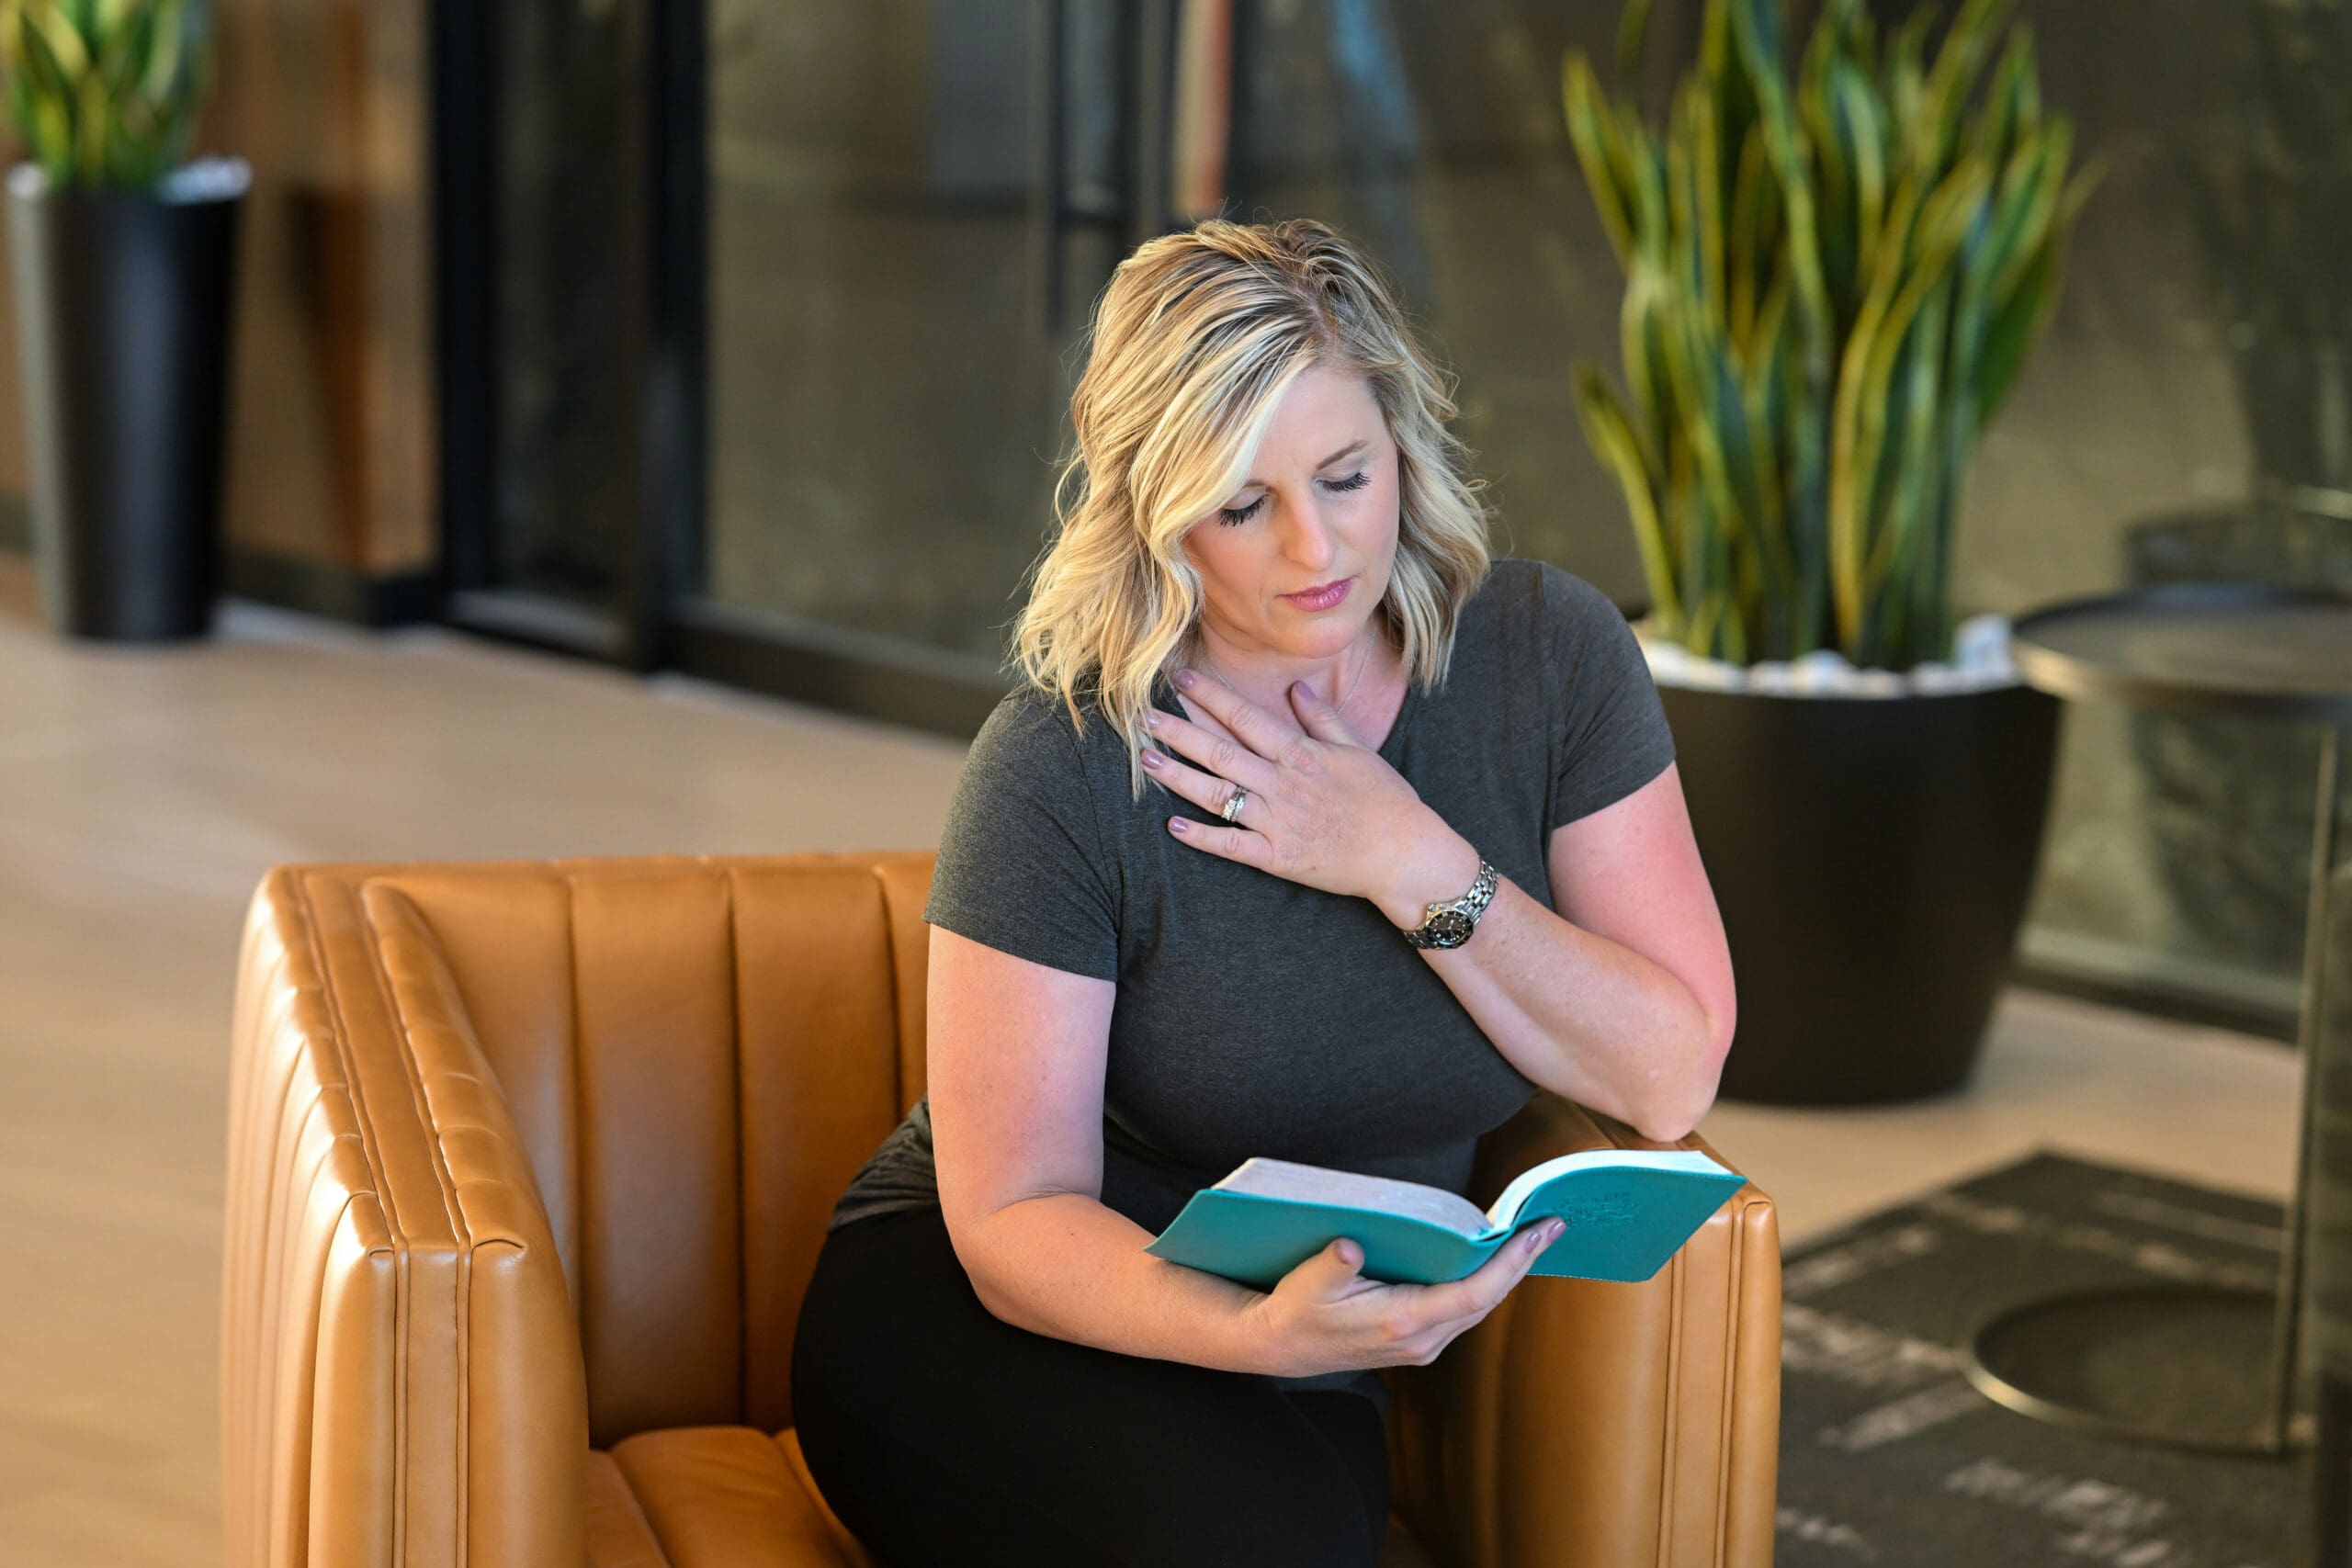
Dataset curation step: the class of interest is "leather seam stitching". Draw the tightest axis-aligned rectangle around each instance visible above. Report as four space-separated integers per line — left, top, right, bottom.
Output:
289 871 409 1566
1713 1200 1746 1566
247 915 334 1553
357 883 475 1566
729 867 751 1424
565 872 590 1438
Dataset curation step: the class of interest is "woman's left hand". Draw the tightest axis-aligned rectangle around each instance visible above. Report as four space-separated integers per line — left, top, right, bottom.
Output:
1142 668 1450 911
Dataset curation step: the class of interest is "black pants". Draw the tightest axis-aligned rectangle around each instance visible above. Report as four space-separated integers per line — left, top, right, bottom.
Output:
789 1204 1391 1567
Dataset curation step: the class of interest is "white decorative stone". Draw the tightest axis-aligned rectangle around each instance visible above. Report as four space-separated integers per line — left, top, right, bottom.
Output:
160 156 254 203
1635 612 2020 698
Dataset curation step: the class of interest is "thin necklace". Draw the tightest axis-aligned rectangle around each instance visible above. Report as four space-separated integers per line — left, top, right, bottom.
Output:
1194 635 1373 719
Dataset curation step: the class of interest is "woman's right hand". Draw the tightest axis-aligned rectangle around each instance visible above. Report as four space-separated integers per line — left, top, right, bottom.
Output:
1243 1220 1567 1378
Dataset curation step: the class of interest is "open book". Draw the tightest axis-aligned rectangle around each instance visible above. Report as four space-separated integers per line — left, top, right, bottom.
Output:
1143 1147 1747 1288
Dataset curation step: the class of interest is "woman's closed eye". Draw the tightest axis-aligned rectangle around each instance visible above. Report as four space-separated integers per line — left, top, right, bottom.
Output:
1216 469 1372 526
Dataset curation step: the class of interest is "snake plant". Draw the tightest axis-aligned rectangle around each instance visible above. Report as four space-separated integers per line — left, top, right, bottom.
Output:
0 0 210 190
1566 0 2099 671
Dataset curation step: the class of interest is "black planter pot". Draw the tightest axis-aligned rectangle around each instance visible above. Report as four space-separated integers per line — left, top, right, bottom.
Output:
1659 677 2062 1106
6 157 249 641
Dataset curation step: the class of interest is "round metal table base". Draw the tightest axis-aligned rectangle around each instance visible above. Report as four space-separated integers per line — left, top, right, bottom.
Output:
1961 1283 2315 1457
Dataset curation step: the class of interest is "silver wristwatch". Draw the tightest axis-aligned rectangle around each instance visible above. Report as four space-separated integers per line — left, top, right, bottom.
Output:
1399 859 1498 950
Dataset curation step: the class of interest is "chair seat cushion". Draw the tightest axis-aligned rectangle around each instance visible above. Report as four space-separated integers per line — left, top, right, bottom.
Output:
587 1425 1438 1566
589 1427 876 1568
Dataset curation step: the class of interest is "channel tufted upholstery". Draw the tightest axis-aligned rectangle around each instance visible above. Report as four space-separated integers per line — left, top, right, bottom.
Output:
221 852 1781 1566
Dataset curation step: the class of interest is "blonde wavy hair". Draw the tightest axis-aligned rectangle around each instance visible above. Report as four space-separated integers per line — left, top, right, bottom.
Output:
1011 217 1494 803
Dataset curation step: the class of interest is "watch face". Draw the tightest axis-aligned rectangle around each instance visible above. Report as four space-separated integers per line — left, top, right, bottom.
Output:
1425 911 1473 947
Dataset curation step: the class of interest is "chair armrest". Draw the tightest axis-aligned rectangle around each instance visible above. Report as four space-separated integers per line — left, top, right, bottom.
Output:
222 867 586 1567
1384 1094 1780 1568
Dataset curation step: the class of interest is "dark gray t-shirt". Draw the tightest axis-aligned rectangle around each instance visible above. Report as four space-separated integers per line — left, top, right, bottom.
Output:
825 556 1678 1408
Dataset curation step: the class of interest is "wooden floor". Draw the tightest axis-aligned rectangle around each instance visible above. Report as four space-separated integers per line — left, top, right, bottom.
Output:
0 551 2300 1565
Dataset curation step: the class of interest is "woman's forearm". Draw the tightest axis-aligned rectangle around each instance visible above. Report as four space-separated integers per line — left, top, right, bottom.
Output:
1373 819 1724 1142
952 1192 1278 1375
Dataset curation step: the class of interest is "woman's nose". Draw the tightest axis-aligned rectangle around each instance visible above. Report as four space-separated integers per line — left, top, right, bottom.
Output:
1276 491 1339 568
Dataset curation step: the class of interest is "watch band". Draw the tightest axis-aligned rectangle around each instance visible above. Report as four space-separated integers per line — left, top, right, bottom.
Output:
1400 858 1498 950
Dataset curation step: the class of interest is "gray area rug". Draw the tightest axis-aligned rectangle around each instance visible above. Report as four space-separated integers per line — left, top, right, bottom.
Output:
1775 1150 2316 1567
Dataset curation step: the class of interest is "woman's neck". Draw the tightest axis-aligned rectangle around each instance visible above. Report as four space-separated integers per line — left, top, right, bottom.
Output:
1182 619 1395 721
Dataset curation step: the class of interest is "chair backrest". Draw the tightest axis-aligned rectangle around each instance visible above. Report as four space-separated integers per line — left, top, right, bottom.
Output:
360 851 938 1446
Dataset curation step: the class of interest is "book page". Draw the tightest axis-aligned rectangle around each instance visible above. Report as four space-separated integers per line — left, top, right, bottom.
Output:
1482 1148 1732 1232
1215 1157 1491 1237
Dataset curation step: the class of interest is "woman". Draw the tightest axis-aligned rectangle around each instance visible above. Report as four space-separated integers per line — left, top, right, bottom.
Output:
789 218 1735 1566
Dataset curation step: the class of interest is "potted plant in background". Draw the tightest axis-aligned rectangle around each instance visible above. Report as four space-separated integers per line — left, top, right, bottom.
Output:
1564 0 2098 1103
1 0 246 640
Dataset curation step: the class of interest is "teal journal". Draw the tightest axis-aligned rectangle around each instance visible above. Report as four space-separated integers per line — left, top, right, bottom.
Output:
1144 1147 1748 1289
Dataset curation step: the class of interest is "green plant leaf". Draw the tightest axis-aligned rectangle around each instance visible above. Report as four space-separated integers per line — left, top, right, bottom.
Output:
1576 367 1683 637
1829 58 1887 288
24 2 90 82
1726 125 1775 344
1622 259 1675 486
1915 0 2016 170
1829 157 1986 649
1620 101 1670 266
1668 78 1728 332
1977 159 2097 426
1616 0 1655 78
1977 23 2040 171
1729 0 1828 361
0 0 210 190
1563 54 1636 269
1882 9 1931 157
1662 292 1746 583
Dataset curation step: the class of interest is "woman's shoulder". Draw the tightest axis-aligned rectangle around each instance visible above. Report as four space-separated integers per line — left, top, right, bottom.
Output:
980 680 1129 750
928 688 1125 979
966 684 1087 773
959 682 1135 804
1486 554 1623 616
977 682 1083 744
1465 556 1626 653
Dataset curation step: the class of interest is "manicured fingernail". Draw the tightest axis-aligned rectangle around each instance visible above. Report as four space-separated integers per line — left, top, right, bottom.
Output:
1144 710 1161 729
1142 750 1165 769
1170 818 1189 834
1174 668 1196 689
1546 1223 1565 1241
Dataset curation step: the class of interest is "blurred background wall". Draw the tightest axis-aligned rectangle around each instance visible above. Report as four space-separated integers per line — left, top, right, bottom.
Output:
0 0 2341 1045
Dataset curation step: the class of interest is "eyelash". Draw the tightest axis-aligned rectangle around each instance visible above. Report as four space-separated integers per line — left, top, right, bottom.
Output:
1217 469 1372 526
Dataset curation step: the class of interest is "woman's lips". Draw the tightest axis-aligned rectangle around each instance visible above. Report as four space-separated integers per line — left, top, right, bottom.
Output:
1281 577 1353 611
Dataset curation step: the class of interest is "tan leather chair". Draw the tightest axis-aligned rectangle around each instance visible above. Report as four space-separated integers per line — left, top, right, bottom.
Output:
222 852 1781 1566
